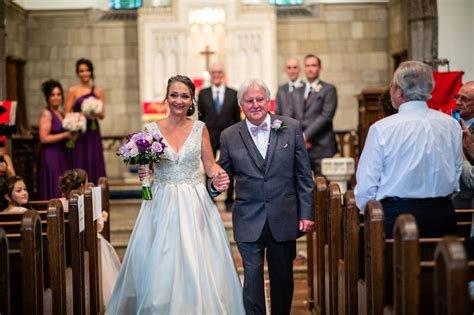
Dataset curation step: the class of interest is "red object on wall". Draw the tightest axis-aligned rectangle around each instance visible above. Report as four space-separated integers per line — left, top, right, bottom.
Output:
427 71 463 114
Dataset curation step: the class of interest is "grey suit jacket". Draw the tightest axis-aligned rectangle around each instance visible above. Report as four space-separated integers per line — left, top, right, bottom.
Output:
218 115 314 242
275 83 302 117
291 80 338 162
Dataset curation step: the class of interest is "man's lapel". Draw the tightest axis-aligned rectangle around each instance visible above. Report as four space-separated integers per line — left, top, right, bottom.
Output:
265 115 280 175
238 121 265 172
206 88 217 114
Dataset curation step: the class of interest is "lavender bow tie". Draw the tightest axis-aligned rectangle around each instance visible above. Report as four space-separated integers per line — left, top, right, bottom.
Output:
250 122 269 137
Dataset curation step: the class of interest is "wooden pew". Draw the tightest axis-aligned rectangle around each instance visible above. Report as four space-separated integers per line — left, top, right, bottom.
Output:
84 187 102 315
314 177 328 315
384 215 474 315
0 201 72 315
27 196 89 315
0 210 53 314
336 190 361 315
434 238 473 315
327 183 343 315
0 227 9 315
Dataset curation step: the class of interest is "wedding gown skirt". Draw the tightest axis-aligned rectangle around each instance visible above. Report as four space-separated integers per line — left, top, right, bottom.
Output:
107 121 244 314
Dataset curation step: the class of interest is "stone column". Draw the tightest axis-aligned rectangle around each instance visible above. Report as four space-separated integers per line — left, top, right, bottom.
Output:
408 0 438 61
0 0 5 100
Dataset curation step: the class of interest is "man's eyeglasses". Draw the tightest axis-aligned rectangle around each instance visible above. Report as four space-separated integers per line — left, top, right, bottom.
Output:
454 94 474 104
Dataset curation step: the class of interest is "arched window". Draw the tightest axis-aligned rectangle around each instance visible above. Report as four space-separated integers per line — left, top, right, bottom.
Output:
109 0 142 9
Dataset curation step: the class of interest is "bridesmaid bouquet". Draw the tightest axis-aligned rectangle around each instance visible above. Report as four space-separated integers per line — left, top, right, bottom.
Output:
117 130 166 200
81 97 103 131
62 112 87 149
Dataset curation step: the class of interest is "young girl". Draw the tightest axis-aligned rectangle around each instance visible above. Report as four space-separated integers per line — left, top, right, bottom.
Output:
1 176 28 213
58 169 120 306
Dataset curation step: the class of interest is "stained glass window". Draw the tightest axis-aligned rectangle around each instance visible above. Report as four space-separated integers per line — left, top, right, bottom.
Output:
269 0 303 5
109 0 142 9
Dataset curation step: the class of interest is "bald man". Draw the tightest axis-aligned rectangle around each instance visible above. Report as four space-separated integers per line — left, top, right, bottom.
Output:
198 62 240 210
275 57 304 117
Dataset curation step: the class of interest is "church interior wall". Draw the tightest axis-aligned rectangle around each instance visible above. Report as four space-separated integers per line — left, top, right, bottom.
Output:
5 0 27 60
388 0 408 72
277 3 389 131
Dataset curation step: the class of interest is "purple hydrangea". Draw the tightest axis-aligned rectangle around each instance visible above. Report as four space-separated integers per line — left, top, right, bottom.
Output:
136 138 151 151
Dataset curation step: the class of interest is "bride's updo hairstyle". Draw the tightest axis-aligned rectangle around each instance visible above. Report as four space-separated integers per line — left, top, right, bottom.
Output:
58 169 88 197
165 75 196 116
41 79 64 106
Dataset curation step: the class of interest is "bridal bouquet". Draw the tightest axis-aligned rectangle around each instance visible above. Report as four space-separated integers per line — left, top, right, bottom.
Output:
117 130 166 200
62 112 87 149
81 96 103 130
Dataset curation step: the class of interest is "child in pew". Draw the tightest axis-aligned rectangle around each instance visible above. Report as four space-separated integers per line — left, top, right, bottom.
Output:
0 176 29 213
58 169 121 306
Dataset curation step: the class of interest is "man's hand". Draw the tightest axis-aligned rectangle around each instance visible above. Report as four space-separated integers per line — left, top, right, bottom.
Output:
461 119 474 160
299 219 315 233
212 171 230 192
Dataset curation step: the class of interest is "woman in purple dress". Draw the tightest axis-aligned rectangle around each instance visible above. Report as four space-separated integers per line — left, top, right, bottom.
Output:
38 79 72 199
65 58 106 184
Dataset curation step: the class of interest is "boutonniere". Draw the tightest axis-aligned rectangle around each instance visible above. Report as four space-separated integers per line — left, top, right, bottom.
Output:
271 119 287 134
313 83 322 93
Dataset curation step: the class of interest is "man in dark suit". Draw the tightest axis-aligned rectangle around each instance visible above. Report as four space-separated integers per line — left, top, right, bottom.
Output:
291 54 338 174
211 79 314 315
198 62 240 210
275 57 304 117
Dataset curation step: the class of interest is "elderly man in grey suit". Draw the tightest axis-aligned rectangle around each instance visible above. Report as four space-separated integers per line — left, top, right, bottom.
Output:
275 57 304 117
211 79 314 315
291 54 338 174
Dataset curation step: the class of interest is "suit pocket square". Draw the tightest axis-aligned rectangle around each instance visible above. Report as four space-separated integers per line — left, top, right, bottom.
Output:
282 143 289 149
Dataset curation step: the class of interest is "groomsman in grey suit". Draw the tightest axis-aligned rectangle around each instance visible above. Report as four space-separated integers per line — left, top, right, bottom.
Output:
291 54 338 174
275 57 304 117
211 79 314 315
198 62 240 210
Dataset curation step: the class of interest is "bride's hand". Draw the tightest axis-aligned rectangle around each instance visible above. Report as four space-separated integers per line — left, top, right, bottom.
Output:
212 170 230 192
138 165 151 181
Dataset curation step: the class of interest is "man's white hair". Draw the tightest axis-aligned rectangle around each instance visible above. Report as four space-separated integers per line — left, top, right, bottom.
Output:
392 60 434 101
237 79 271 106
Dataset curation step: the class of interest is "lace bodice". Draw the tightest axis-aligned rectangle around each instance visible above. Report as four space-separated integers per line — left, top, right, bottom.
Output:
144 120 204 186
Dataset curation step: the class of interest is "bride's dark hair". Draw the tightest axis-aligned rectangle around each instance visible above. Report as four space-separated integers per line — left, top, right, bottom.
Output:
165 75 196 116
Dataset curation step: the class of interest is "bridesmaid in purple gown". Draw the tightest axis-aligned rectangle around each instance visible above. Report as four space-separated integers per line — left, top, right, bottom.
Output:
38 79 72 199
65 58 106 184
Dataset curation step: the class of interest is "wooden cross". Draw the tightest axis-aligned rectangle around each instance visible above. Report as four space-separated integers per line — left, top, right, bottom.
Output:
200 45 215 70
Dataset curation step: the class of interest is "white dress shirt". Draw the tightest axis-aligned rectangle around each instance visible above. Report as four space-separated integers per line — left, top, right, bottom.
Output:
211 84 226 103
304 79 320 99
246 114 271 159
354 101 462 211
288 80 303 93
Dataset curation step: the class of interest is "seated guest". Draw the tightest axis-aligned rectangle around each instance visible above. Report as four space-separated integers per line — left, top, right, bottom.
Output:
58 169 120 305
0 141 16 190
0 176 29 213
38 79 72 199
355 61 462 238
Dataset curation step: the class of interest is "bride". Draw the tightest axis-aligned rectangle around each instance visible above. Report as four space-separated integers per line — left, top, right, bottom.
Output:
107 75 245 314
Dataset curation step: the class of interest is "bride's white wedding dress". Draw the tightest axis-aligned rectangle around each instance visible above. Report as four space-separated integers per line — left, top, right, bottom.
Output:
107 120 244 315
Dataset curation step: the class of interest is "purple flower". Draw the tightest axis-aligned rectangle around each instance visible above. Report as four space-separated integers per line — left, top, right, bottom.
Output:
271 119 282 129
151 141 164 154
130 147 139 157
136 138 151 151
117 144 131 159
